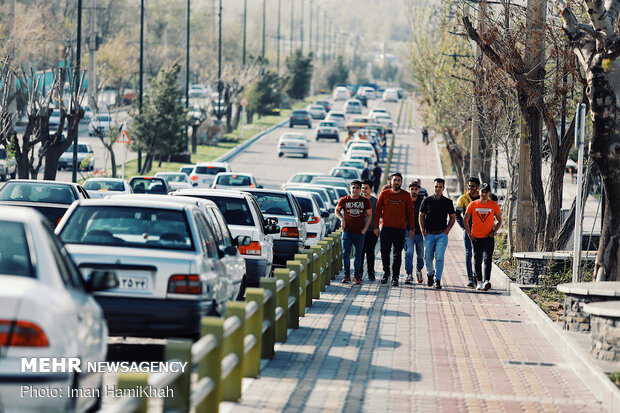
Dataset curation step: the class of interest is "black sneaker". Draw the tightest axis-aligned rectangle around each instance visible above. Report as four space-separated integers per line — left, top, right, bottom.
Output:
427 273 435 287
433 280 442 289
368 273 376 281
391 278 399 287
467 282 476 288
381 274 389 284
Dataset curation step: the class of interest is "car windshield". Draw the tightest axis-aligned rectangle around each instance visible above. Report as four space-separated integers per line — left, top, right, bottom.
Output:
0 221 33 278
194 166 225 175
294 196 314 214
59 206 194 251
340 161 364 169
286 187 328 204
331 169 358 179
292 110 307 116
309 105 323 110
159 174 187 183
196 196 255 226
180 166 194 175
282 134 306 141
290 174 318 183
350 145 373 151
83 180 126 192
336 188 348 197
329 113 344 118
65 144 90 153
130 178 168 194
216 174 252 186
0 182 75 204
310 193 326 209
313 179 348 189
248 192 294 216
97 115 111 122
319 122 336 127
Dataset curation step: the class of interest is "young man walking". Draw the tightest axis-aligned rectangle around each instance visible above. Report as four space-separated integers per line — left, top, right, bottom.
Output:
404 180 425 284
361 161 371 180
360 179 378 281
335 180 372 285
419 178 456 289
374 173 415 287
464 183 502 291
455 177 481 288
372 163 382 193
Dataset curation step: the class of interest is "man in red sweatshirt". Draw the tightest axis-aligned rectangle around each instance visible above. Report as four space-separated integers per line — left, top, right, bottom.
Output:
374 172 415 286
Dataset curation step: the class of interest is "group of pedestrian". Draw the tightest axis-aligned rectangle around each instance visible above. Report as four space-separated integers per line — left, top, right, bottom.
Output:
336 173 502 291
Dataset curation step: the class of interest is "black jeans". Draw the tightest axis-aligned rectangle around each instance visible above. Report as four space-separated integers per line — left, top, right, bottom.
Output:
380 227 406 280
472 237 495 282
361 231 378 276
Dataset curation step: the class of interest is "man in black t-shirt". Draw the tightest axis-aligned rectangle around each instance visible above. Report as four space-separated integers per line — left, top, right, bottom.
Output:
419 178 456 289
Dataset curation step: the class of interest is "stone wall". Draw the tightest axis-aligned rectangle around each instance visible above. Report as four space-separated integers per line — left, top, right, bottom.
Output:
590 315 620 361
563 294 613 332
515 256 594 285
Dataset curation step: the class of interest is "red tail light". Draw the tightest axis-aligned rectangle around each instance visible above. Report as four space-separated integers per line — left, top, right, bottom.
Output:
250 183 255 188
308 216 320 224
304 117 309 120
281 227 299 238
308 233 318 238
190 175 198 181
238 241 262 256
0 320 49 347
167 274 202 294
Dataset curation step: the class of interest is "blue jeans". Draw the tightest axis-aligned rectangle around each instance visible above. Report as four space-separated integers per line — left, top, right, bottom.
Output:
463 230 474 283
381 145 387 162
404 233 425 274
424 233 449 281
342 231 365 276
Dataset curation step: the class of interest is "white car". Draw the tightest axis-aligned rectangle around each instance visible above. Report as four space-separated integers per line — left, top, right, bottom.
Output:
368 108 389 118
337 159 366 171
189 161 232 187
289 191 327 246
155 172 194 191
179 164 195 176
344 99 363 114
87 113 114 136
212 172 261 189
56 198 234 338
281 184 337 233
306 104 327 120
174 189 278 287
57 143 95 171
382 88 399 102
371 114 396 133
346 142 378 163
329 166 362 181
83 178 132 198
325 111 346 129
48 109 62 129
82 105 94 122
0 145 16 181
310 177 349 190
358 86 376 100
278 132 309 158
332 86 350 101
0 206 116 413
283 172 330 187
315 120 340 141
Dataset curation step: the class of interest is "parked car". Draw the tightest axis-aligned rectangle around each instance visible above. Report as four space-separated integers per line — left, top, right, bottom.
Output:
315 120 340 141
330 167 362 181
371 113 395 133
58 143 95 171
325 111 346 130
247 189 310 264
82 105 94 122
314 99 331 113
0 145 16 181
358 86 376 100
346 142 378 163
83 178 132 198
0 206 117 413
57 198 233 338
336 159 366 171
289 109 312 128
0 180 89 227
179 164 196 176
129 176 171 194
332 86 350 101
189 162 232 188
88 113 113 136
48 109 62 128
174 189 278 286
368 108 389 118
310 177 349 190
382 88 399 102
289 191 328 245
281 184 337 232
212 172 261 189
278 132 309 158
306 104 327 120
155 172 194 191
283 172 330 187
344 99 363 114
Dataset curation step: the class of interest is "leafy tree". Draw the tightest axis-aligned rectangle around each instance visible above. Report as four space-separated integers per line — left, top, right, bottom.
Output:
248 68 282 116
128 61 186 174
97 29 135 110
284 49 313 100
326 56 349 89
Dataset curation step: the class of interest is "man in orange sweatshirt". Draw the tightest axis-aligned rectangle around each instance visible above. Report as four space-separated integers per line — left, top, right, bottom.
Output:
374 172 415 286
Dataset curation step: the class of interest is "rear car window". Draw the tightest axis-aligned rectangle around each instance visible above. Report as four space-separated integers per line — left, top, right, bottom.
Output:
292 110 308 116
59 206 195 251
195 166 225 175
295 196 314 214
290 175 317 183
0 221 33 278
216 174 252 186
199 196 255 226
83 180 125 191
0 182 75 204
130 178 168 194
249 192 294 216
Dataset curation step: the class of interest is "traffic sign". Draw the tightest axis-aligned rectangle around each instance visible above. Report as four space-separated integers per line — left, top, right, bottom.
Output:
116 130 131 143
240 97 249 106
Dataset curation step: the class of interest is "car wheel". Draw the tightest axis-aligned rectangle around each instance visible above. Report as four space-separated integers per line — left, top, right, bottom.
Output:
303 153 308 158
315 137 319 141
289 123 293 128
278 152 283 157
336 137 340 142
307 124 312 129
236 276 247 301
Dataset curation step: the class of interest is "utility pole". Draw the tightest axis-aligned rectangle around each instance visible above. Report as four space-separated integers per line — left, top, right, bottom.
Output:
242 0 247 65
469 2 485 183
315 5 319 54
322 11 327 63
309 0 312 52
516 0 547 251
262 0 266 58
71 0 83 183
217 0 222 120
185 0 190 152
138 0 145 172
300 0 304 55
88 0 97 110
290 0 294 56
277 0 281 72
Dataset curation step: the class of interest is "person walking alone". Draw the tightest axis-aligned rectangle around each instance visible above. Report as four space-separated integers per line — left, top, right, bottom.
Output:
404 180 425 284
455 177 480 288
464 183 502 291
374 173 415 287
419 178 456 289
372 163 382 193
335 180 372 285
361 160 371 180
360 179 378 281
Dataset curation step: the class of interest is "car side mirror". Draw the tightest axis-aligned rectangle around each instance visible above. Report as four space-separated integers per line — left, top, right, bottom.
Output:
302 212 313 222
223 246 239 256
234 235 252 246
85 270 118 293
266 217 278 225
265 224 280 234
321 210 330 218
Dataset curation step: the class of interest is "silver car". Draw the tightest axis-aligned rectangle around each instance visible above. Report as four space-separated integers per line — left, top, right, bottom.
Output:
278 132 309 158
83 178 132 199
155 172 194 191
56 198 232 339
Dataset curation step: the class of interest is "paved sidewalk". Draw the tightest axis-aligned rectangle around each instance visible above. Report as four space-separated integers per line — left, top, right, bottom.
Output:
229 107 606 412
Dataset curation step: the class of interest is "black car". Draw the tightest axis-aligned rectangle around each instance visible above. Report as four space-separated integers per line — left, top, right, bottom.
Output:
314 99 331 113
289 109 312 128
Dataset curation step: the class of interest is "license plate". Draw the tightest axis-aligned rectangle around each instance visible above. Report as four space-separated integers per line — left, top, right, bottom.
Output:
118 275 148 291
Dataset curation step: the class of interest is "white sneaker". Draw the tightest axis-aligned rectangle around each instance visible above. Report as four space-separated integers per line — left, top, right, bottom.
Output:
483 281 492 291
476 282 483 290
416 270 423 283
405 274 414 284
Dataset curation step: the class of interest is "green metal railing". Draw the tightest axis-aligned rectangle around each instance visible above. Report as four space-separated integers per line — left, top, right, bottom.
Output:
102 229 343 413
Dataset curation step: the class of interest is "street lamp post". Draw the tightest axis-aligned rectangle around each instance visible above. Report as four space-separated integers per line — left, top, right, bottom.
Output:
242 0 247 65
309 0 312 52
300 0 304 54
217 0 222 119
185 0 190 151
138 0 144 172
290 0 294 56
262 0 266 58
71 0 83 183
277 0 281 72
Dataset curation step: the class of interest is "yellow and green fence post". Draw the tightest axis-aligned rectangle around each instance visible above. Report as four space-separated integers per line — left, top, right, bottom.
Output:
196 317 224 413
222 302 245 401
244 288 264 378
259 278 276 358
162 339 192 412
286 260 306 317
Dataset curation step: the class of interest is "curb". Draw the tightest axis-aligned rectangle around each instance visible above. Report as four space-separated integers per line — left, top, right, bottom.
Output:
493 263 620 412
215 118 288 163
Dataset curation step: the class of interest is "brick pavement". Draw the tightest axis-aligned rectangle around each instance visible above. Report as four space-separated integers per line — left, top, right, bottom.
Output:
228 104 606 412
